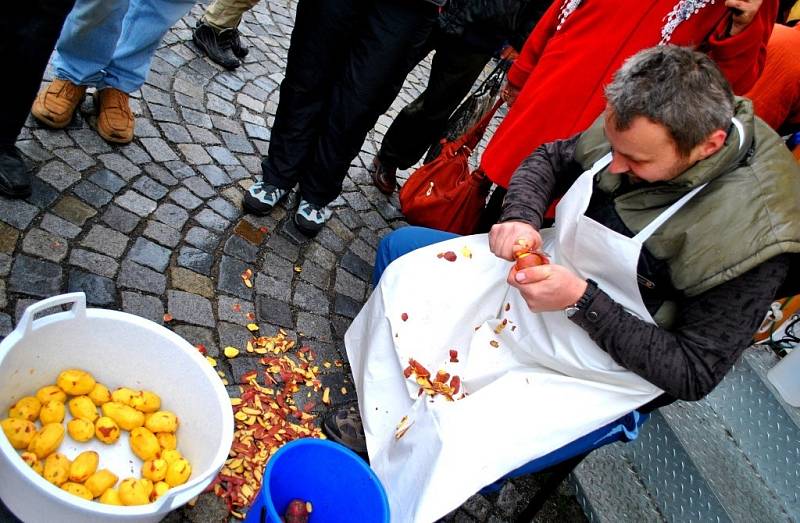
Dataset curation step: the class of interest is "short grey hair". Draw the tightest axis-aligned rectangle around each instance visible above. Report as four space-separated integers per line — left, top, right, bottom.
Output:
605 45 735 156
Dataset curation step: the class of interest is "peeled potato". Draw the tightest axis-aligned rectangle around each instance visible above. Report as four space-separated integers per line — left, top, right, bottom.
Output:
56 369 96 396
62 482 93 500
110 388 137 406
43 452 71 486
85 469 119 498
35 385 67 404
165 458 191 487
118 478 150 506
102 402 144 431
21 451 43 475
67 418 95 442
160 449 182 465
28 422 65 459
142 458 168 482
9 396 41 422
94 416 121 444
130 390 161 413
152 481 170 501
88 383 111 406
39 400 66 424
68 396 98 422
130 427 160 461
2 417 37 449
99 488 122 505
139 478 154 499
144 411 178 433
156 432 176 450
68 450 99 483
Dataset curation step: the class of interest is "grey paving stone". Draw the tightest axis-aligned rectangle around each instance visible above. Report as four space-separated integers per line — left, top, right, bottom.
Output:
207 146 240 166
159 123 192 143
169 266 214 299
23 178 59 210
98 153 141 180
172 325 218 357
143 220 181 248
342 191 371 212
305 243 337 270
89 169 127 193
120 142 152 165
36 160 80 191
115 190 158 217
38 212 80 241
182 176 216 199
349 237 377 264
221 131 255 154
495 482 525 517
208 197 239 220
80 224 129 258
19 228 66 263
255 295 293 329
149 104 181 124
265 233 300 261
72 180 113 208
118 260 167 293
217 255 253 300
362 210 389 230
121 291 164 325
194 208 230 233
69 249 119 278
33 128 75 149
177 144 213 165
217 321 252 354
0 198 39 229
150 203 189 232
0 253 11 277
132 176 169 201
143 164 179 187
298 260 329 290
16 139 53 162
293 282 329 315
224 165 251 181
67 129 113 154
53 147 96 171
217 295 254 326
163 160 197 180
185 227 220 252
181 107 213 128
211 114 243 135
169 187 203 210
142 84 172 105
223 235 258 263
254 273 290 301
336 207 365 230
333 293 361 319
0 313 11 338
9 255 62 298
177 247 214 275
167 290 215 327
340 250 373 282
296 312 331 341
216 74 245 91
461 494 493 521
334 268 367 302
207 93 236 116
261 252 294 281
67 270 116 305
127 237 171 272
140 137 179 162
207 81 235 102
196 165 231 187
101 204 140 234
52 196 97 226
134 118 160 138
187 125 221 145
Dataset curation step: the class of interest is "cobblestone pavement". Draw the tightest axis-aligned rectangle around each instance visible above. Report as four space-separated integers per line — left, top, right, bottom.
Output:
0 2 585 522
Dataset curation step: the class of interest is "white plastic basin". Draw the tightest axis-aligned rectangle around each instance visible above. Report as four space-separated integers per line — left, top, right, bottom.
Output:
0 293 234 523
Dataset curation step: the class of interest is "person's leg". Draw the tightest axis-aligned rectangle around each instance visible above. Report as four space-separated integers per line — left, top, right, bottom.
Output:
203 0 260 29
380 35 492 171
298 0 437 209
0 1 76 198
373 226 459 286
246 0 360 216
194 0 260 69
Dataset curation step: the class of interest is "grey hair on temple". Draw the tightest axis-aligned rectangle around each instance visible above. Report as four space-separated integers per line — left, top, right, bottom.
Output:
604 45 735 156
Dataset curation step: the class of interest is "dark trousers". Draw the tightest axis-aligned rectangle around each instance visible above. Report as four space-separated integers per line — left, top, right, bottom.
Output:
263 0 437 207
0 2 76 145
379 34 492 170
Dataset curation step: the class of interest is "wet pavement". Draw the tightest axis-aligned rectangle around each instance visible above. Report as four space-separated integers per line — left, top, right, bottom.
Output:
0 2 585 522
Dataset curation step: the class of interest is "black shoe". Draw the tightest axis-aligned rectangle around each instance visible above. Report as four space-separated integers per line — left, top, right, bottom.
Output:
322 403 368 458
369 156 397 195
231 29 249 59
0 146 32 199
193 21 240 70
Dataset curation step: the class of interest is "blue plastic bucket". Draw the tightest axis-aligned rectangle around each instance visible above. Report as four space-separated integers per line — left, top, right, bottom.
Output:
243 438 390 523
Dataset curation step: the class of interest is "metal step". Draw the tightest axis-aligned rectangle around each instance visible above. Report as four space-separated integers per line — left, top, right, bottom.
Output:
572 347 799 523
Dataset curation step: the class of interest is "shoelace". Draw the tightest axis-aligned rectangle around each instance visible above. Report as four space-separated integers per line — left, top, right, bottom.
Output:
53 80 82 101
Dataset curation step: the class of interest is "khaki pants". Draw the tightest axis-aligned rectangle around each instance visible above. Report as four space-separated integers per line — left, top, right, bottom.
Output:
203 0 260 29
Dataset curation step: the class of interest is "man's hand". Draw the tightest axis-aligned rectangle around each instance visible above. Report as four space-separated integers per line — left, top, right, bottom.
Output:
726 0 763 36
509 264 588 312
500 80 521 107
489 221 542 261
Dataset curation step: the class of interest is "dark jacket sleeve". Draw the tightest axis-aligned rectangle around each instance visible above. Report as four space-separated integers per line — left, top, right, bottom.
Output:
570 254 791 401
499 133 583 228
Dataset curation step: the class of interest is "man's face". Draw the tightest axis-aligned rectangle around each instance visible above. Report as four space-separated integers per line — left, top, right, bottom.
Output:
603 112 700 183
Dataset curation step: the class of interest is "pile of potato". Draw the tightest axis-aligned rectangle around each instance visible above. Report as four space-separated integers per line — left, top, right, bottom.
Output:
1 368 191 505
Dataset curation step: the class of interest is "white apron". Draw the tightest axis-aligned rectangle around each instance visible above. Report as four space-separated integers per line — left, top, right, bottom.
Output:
345 153 708 522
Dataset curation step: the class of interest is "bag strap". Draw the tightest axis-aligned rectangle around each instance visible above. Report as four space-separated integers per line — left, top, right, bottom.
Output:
463 98 505 150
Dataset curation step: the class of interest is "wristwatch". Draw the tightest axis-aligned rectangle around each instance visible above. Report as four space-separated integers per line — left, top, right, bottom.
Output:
564 279 599 318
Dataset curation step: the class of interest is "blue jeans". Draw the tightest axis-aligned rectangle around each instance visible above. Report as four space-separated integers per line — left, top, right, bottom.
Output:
52 0 195 93
373 226 458 287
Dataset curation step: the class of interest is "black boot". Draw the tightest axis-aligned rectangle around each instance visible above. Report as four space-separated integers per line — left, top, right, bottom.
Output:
192 21 240 70
231 28 249 59
0 145 31 199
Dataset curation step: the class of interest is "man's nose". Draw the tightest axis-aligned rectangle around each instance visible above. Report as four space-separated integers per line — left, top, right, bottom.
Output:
608 154 628 174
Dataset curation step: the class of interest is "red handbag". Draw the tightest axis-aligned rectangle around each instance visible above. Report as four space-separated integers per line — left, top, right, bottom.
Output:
399 99 503 235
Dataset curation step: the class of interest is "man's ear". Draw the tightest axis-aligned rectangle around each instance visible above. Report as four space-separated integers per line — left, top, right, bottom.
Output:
696 129 728 160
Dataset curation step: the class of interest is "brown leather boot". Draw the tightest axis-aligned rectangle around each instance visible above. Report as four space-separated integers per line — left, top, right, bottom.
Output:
369 156 398 195
95 88 134 144
31 79 87 129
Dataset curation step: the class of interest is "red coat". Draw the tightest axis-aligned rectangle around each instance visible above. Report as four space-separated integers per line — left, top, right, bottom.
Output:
480 0 777 188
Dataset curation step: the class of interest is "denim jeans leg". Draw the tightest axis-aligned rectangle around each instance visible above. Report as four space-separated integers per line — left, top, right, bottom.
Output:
52 0 130 86
102 0 195 93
